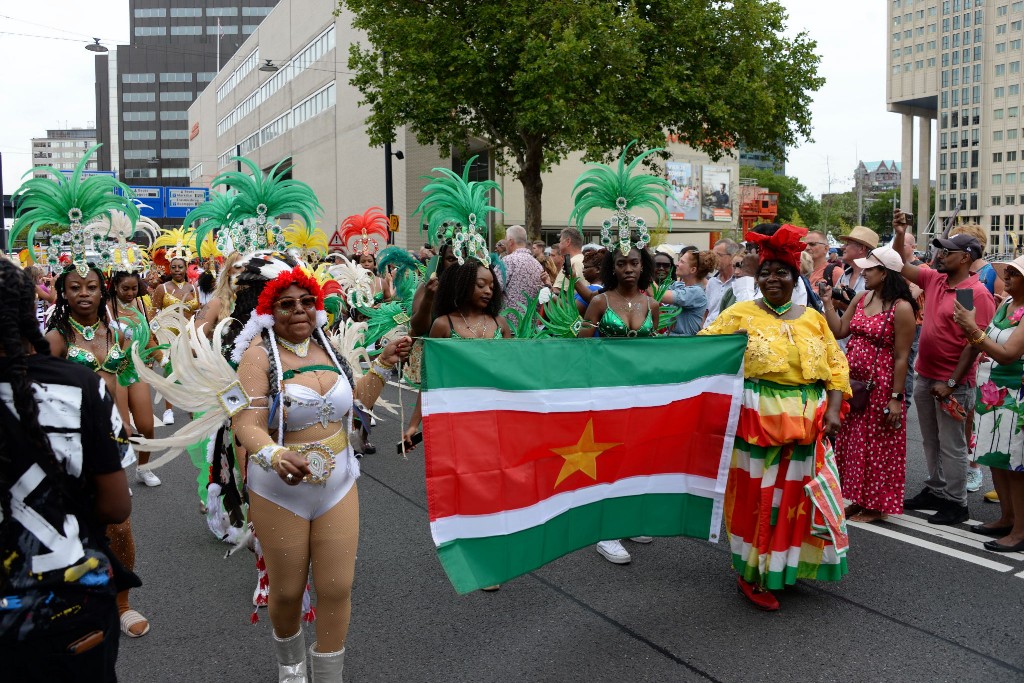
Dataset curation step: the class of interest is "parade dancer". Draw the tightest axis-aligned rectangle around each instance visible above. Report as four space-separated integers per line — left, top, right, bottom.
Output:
151 227 199 425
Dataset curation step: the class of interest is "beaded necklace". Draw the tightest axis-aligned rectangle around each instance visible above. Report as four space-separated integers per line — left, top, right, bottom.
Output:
278 336 311 358
762 298 793 317
70 317 102 341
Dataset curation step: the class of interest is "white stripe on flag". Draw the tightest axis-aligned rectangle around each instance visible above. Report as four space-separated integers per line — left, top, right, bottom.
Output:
422 374 742 416
429 473 721 545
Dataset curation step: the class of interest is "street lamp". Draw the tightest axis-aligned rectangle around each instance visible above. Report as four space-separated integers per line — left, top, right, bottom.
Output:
384 143 404 244
85 38 108 53
259 59 279 72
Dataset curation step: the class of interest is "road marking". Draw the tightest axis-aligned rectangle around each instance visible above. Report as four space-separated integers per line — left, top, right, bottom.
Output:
847 521 1016 572
885 514 1024 562
1016 569 1024 579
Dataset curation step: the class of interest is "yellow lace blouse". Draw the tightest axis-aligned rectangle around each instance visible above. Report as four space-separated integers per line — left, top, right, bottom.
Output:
699 301 851 396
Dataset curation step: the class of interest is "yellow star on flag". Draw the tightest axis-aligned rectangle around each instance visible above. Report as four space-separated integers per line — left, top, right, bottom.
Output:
551 419 621 488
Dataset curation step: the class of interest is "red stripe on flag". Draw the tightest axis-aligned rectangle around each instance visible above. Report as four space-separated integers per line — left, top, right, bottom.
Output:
424 393 733 520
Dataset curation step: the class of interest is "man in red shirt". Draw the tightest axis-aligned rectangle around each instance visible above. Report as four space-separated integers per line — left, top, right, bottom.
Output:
893 213 995 524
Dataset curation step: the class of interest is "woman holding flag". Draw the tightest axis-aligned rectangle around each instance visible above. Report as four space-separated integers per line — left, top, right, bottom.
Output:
700 223 851 611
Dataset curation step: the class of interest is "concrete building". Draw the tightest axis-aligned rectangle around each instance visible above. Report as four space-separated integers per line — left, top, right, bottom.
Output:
888 0 1024 254
855 160 904 192
30 128 97 178
188 0 738 249
94 0 279 197
738 143 786 174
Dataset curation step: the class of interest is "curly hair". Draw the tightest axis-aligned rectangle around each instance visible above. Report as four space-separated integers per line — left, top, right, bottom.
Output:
0 261 53 516
432 258 504 319
692 250 717 281
600 247 654 292
48 265 114 349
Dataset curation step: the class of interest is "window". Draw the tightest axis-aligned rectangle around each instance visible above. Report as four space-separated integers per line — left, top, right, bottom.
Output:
1014 1 1024 11
953 69 961 85
122 73 155 83
123 92 155 102
954 15 961 28
916 59 925 68
171 26 202 36
160 149 189 158
998 41 1008 52
972 170 980 187
292 82 336 127
134 26 166 36
994 174 1004 184
1013 61 1023 72
160 111 188 121
160 73 193 83
208 24 238 34
243 6 273 15
123 150 156 159
160 92 193 102
995 152 1004 162
973 150 980 166
243 24 260 34
134 8 166 18
217 49 258 102
1000 4 1009 16
971 193 979 210
160 130 189 139
124 130 156 141
1009 128 1019 139
1012 107 1021 117
1012 84 1021 94
941 152 949 169
928 57 937 66
998 23 1008 33
1013 38 1023 48
997 63 1007 75
124 168 157 179
171 8 202 17
162 168 189 179
1015 19 1024 28
1009 173 1019 183
123 111 155 121
995 130 1005 140
207 7 238 16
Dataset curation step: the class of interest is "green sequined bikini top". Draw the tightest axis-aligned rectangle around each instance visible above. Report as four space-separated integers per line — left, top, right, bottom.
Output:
598 304 654 338
67 340 129 375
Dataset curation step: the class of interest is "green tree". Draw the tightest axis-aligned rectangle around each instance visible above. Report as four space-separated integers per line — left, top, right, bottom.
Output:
788 209 807 228
819 191 859 237
341 0 824 237
864 187 918 235
739 165 821 227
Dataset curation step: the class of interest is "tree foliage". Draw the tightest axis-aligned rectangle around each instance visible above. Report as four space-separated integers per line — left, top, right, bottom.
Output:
340 0 824 236
739 165 820 227
864 187 918 236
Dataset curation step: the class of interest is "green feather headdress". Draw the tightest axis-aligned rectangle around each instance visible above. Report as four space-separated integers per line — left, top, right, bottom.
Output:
10 144 139 276
182 189 236 257
412 156 502 265
209 157 323 256
569 140 671 255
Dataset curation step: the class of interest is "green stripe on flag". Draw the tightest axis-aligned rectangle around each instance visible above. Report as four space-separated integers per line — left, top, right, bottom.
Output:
434 492 716 594
423 335 746 391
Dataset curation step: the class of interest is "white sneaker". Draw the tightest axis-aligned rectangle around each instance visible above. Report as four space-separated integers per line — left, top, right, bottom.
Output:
137 468 161 487
966 466 984 493
596 540 631 564
629 536 654 543
162 409 175 425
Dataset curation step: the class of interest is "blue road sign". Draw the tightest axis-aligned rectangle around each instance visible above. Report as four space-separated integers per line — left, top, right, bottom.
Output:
128 186 164 218
165 187 209 219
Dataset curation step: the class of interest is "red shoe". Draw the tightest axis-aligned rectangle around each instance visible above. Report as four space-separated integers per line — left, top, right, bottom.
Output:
737 576 780 611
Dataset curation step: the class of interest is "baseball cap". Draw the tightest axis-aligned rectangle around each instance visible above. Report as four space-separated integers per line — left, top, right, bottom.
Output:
931 234 982 260
853 246 904 272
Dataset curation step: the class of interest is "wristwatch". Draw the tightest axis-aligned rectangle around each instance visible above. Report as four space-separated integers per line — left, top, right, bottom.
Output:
946 378 958 388
891 392 904 401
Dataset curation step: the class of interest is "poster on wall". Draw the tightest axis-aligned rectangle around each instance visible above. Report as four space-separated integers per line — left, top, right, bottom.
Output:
665 161 700 221
702 165 733 222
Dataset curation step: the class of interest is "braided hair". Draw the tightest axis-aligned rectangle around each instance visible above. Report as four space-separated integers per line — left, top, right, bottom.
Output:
48 265 115 351
0 261 53 522
108 270 148 327
432 257 504 319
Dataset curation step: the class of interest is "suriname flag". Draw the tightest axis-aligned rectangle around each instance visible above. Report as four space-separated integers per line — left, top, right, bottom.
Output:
422 335 746 594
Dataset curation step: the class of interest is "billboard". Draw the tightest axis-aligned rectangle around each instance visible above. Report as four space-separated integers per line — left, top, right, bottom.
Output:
165 187 210 219
702 165 733 222
665 161 699 221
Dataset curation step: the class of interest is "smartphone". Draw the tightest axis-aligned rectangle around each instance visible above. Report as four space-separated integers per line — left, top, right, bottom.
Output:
397 431 423 454
956 288 974 311
563 254 572 279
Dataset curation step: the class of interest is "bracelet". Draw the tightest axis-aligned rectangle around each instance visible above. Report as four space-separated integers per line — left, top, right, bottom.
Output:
250 444 287 471
367 364 389 383
373 357 396 371
968 329 987 345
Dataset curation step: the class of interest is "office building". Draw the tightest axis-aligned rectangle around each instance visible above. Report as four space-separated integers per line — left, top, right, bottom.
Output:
95 1 279 210
738 143 785 174
189 0 738 248
888 0 1024 253
30 128 97 179
854 160 904 192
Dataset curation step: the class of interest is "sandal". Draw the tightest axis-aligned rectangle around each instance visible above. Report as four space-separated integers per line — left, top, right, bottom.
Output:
120 608 151 638
844 503 863 517
849 510 887 524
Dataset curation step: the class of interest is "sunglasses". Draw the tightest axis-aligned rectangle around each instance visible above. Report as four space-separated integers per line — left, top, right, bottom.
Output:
938 248 964 258
275 295 318 313
804 241 827 248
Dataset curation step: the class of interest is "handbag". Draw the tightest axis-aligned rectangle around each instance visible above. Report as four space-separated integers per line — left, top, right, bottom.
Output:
847 303 894 414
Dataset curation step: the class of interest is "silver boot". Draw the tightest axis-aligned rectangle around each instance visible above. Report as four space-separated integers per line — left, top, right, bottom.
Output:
273 630 308 683
309 643 345 682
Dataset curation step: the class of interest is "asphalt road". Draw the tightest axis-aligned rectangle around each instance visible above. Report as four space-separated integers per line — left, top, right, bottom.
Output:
118 383 1024 683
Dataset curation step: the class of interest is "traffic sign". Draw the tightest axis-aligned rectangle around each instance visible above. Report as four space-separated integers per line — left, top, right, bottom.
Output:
389 214 400 233
165 187 210 219
328 230 345 251
129 186 163 218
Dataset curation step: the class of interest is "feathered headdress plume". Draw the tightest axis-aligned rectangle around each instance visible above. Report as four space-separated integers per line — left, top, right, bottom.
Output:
153 227 196 263
413 156 501 265
10 144 139 276
183 189 236 257
339 207 389 257
284 221 329 261
87 210 159 274
210 158 323 255
569 140 671 255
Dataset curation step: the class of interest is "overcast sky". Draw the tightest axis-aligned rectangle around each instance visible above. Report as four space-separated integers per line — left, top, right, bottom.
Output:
0 1 901 200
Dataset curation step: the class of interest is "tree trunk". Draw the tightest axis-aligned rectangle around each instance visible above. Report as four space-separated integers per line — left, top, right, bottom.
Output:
518 142 544 240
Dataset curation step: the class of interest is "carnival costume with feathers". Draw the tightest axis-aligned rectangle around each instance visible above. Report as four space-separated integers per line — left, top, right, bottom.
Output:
414 156 501 265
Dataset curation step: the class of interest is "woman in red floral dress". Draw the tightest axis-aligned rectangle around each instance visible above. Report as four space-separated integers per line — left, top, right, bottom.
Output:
821 246 917 522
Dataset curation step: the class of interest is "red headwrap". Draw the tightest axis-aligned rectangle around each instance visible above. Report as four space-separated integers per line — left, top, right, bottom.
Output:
255 266 324 316
744 224 808 272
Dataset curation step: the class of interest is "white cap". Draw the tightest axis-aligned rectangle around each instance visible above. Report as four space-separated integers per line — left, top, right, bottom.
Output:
853 246 904 272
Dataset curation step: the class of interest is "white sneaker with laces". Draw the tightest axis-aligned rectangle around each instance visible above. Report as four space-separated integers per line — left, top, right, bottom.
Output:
966 466 983 493
629 536 654 544
596 540 631 564
162 408 175 425
137 468 162 487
